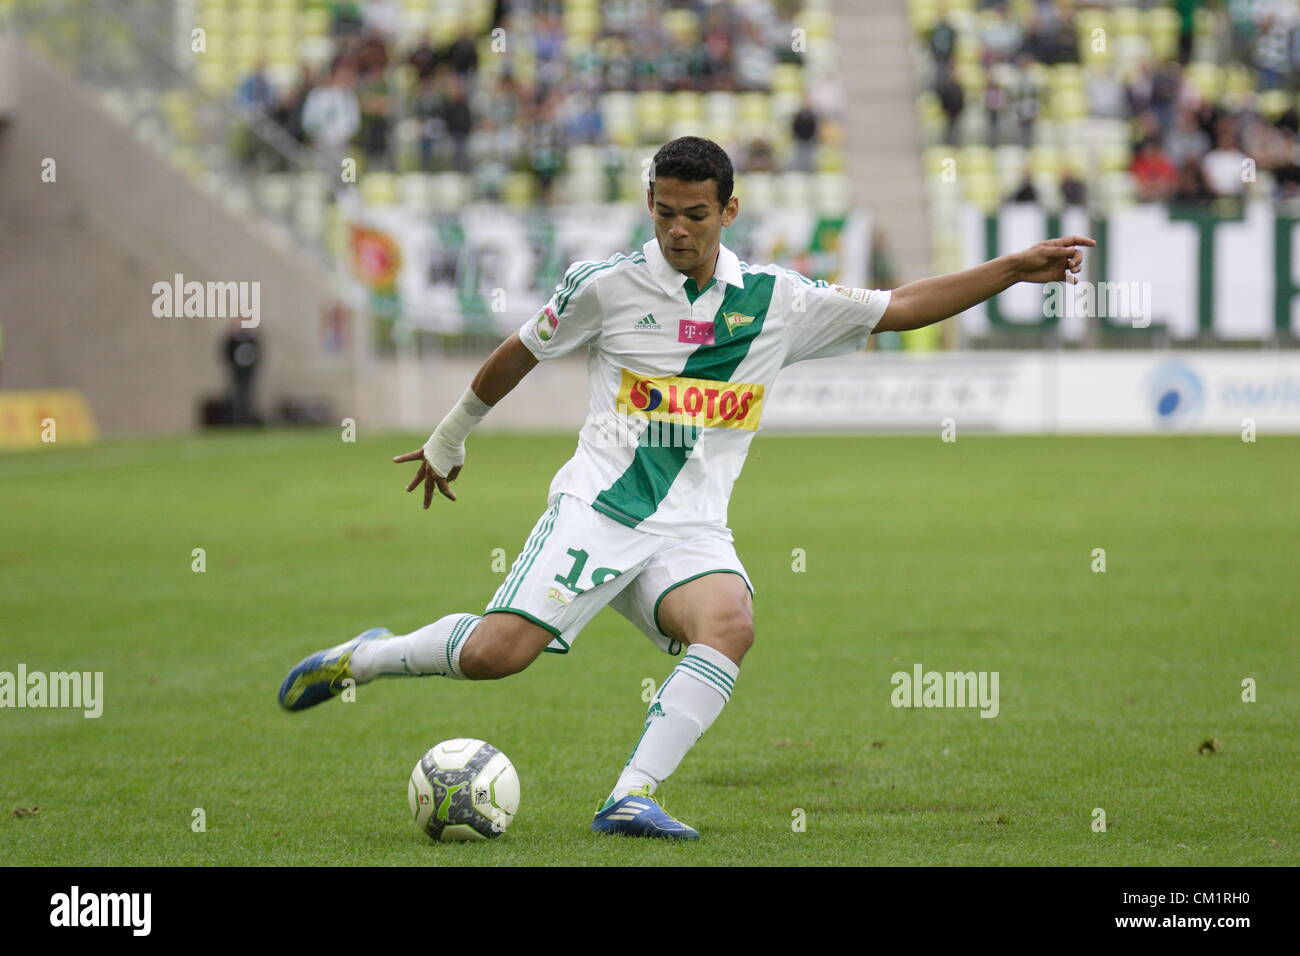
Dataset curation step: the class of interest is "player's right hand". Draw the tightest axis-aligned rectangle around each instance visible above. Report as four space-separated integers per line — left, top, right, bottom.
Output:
393 449 462 508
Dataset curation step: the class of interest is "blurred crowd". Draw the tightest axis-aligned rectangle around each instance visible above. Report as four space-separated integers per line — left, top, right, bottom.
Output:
232 0 827 201
926 0 1300 204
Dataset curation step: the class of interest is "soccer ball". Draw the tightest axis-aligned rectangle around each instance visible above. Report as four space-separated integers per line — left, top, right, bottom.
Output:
408 738 520 841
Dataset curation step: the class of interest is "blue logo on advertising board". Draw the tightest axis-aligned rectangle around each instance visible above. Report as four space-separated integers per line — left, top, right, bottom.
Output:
1146 361 1205 428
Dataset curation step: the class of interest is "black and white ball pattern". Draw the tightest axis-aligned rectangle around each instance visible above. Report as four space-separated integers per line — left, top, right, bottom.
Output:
408 738 519 841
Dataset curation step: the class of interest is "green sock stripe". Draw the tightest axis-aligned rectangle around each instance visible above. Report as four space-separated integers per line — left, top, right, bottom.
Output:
677 662 731 700
622 718 654 768
676 657 734 700
443 616 465 674
494 500 559 607
502 502 560 608
681 651 737 691
444 614 481 675
653 670 678 702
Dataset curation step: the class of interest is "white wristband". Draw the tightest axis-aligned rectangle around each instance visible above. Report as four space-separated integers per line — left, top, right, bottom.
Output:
422 387 491 477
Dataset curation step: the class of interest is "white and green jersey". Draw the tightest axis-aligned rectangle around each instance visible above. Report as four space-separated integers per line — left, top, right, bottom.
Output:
517 238 891 540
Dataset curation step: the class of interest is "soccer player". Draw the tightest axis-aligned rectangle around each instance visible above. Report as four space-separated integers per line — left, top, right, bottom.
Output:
279 136 1093 839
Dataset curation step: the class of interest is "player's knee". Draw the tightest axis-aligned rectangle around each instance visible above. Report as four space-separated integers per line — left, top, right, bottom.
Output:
460 640 518 679
474 650 531 680
693 610 754 662
461 614 547 679
461 635 531 679
727 614 756 658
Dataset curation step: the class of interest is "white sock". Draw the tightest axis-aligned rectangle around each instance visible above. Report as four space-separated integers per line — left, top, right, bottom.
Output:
349 613 480 682
606 644 739 805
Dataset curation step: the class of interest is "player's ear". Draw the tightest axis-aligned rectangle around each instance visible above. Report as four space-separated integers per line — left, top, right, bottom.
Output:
646 187 655 215
721 195 739 228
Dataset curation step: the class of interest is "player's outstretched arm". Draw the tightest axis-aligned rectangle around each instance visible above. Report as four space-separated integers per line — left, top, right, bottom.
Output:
874 236 1096 334
393 331 540 508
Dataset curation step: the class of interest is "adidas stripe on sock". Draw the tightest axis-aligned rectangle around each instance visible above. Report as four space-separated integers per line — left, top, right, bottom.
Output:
607 643 739 804
349 613 480 681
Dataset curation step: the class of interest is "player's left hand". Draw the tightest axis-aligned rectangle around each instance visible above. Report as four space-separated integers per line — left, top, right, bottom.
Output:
1013 236 1096 284
394 449 462 508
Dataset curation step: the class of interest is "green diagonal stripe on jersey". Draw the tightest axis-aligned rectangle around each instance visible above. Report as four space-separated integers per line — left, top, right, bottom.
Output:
592 271 775 528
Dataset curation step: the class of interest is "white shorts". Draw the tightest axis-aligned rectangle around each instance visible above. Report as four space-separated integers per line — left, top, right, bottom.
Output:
484 492 754 655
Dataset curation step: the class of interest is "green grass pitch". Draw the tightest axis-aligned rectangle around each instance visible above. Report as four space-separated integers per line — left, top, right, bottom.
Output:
1 430 1296 866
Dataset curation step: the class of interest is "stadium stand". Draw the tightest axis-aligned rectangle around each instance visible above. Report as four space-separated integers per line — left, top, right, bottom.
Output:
5 0 853 262
912 0 1300 213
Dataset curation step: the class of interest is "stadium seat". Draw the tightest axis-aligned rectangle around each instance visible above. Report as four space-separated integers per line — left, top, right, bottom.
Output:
298 8 329 37
814 173 849 214
1184 63 1224 101
254 173 295 217
637 91 669 141
1258 89 1292 121
996 145 1027 193
772 63 803 98
667 120 707 143
1077 11 1109 64
663 8 698 45
398 172 434 213
741 172 775 211
296 171 330 202
160 91 198 144
503 171 537 207
601 92 636 149
923 145 955 178
361 173 399 207
670 91 703 124
430 172 472 212
909 0 939 35
196 59 231 96
297 37 333 71
1098 170 1136 210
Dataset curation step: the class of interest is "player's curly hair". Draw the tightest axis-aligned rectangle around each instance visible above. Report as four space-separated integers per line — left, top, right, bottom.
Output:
649 137 734 207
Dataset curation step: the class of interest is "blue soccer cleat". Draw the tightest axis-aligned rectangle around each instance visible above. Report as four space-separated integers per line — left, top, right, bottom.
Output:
278 627 390 712
591 785 700 840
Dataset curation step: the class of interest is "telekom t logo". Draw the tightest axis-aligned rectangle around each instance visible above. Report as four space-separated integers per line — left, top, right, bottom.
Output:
678 319 714 345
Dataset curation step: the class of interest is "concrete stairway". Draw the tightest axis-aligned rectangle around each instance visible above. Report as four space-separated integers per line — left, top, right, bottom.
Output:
0 37 355 436
832 0 932 286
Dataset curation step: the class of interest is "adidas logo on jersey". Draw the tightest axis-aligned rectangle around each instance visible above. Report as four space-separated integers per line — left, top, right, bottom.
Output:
634 313 661 330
